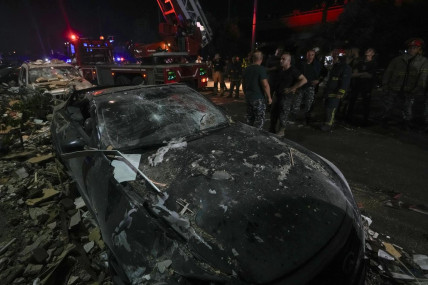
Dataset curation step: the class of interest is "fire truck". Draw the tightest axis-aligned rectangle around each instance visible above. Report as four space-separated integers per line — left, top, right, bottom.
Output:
64 0 212 89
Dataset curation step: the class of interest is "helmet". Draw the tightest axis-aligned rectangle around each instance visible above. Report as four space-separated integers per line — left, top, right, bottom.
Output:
332 48 346 57
406 38 424 48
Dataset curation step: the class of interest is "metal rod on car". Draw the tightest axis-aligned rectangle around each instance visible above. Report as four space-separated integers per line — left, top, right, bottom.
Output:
61 150 164 195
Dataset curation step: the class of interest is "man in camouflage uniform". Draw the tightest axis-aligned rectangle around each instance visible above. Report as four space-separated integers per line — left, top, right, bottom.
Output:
321 49 352 132
270 52 307 136
382 38 428 129
242 51 272 129
293 48 321 124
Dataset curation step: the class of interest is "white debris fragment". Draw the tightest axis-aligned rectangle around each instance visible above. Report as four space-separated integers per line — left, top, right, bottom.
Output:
112 154 141 183
248 154 258 159
366 243 372 251
74 196 85 209
69 210 81 229
83 241 95 253
361 215 373 226
378 249 395 261
8 87 20 93
157 259 172 273
148 138 187 166
243 159 254 168
212 170 232 180
254 235 264 243
219 204 228 213
143 274 151 280
114 231 131 252
15 167 29 179
274 153 287 160
232 248 239 256
209 189 217 194
413 254 428 270
277 165 291 181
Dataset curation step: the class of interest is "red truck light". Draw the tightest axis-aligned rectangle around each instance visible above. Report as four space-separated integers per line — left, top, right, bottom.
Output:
201 77 207 83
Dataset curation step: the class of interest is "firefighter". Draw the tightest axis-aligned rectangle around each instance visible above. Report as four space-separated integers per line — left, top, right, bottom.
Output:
381 38 428 130
321 49 352 132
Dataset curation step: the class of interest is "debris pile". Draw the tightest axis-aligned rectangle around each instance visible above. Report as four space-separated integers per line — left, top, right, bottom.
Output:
0 117 113 284
362 215 428 285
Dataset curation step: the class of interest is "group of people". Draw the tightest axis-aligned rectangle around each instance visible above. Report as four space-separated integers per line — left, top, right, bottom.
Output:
240 46 347 134
210 37 428 135
210 53 246 98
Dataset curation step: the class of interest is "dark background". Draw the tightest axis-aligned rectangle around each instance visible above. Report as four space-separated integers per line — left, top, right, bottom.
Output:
1 0 428 67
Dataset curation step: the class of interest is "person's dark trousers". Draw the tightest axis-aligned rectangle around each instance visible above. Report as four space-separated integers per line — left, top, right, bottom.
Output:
269 95 281 133
229 80 241 97
346 89 372 124
381 90 415 127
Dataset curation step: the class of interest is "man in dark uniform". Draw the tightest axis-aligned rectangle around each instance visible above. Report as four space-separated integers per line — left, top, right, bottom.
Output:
265 47 283 91
228 56 243 98
293 48 321 124
270 52 307 136
242 51 272 129
346 48 377 126
212 53 225 95
321 49 352 132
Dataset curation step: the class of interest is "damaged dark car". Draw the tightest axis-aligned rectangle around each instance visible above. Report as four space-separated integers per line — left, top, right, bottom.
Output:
51 83 366 285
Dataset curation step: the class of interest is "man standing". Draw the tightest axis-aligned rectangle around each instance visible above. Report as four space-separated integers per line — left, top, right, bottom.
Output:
346 48 377 126
265 47 283 90
321 49 352 132
212 53 225 96
228 56 242 98
382 38 428 129
242 51 272 130
269 52 307 136
293 48 321 124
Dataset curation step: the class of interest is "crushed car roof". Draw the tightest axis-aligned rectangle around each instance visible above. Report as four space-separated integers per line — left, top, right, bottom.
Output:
24 59 71 68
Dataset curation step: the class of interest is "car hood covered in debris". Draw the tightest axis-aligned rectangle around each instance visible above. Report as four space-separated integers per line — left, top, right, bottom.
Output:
112 122 362 283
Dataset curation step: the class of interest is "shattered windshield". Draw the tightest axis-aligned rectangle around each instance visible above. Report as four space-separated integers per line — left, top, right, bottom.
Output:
97 86 228 149
29 66 81 83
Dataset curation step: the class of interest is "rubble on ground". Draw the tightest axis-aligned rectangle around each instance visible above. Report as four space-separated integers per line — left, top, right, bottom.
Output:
0 94 113 284
362 215 428 285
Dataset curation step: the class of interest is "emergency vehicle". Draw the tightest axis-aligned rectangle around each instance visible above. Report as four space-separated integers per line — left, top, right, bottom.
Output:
64 0 212 89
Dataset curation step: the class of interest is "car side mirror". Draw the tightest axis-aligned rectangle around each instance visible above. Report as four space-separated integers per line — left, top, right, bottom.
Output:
61 137 86 153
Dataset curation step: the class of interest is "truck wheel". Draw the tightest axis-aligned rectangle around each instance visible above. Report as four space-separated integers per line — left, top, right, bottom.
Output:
131 76 145 85
115 75 131 86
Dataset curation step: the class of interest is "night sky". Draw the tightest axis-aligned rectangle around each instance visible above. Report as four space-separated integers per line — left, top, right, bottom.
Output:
0 0 315 59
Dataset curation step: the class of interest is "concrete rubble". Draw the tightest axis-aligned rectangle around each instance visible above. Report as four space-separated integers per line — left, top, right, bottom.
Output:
362 215 428 285
0 92 113 284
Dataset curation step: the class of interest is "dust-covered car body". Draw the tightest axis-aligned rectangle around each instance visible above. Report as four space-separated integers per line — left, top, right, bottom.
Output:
51 83 366 284
18 59 92 98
